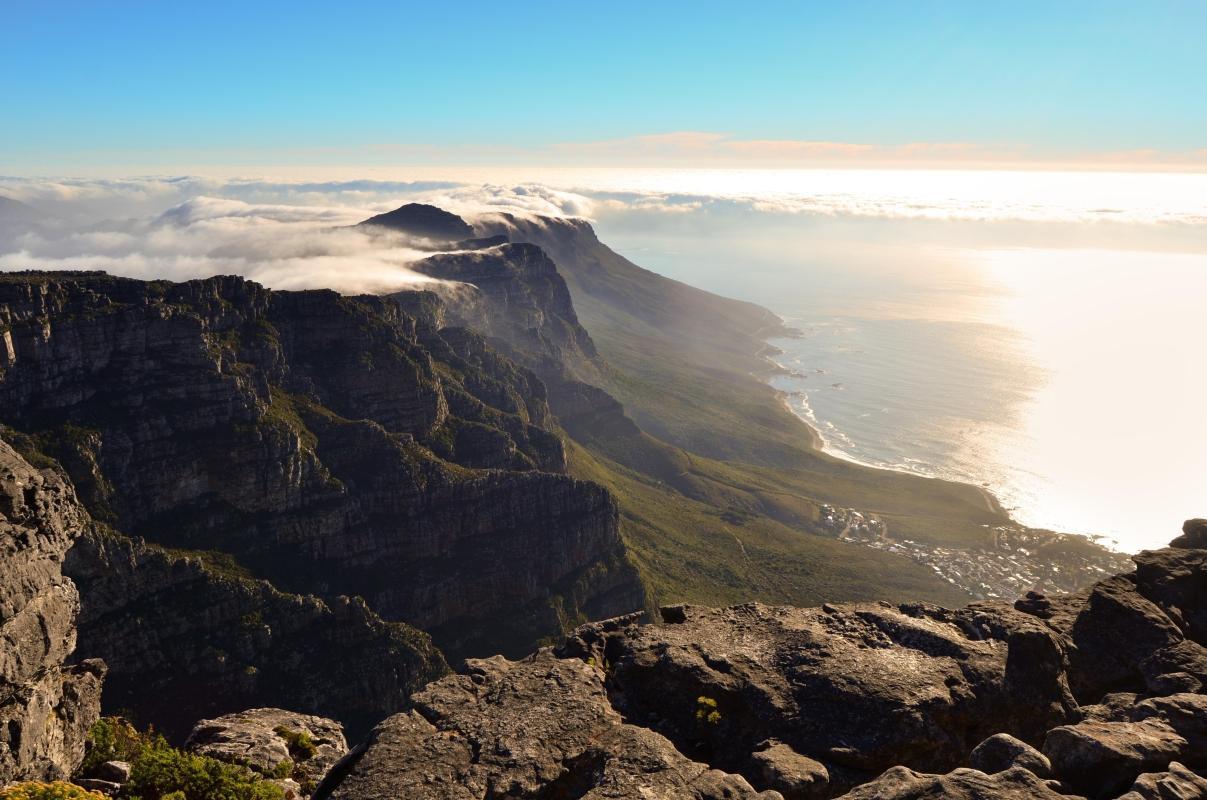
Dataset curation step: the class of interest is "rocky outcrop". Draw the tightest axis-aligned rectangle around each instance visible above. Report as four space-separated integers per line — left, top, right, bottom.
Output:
408 242 601 381
0 439 104 782
968 733 1052 777
1118 761 1207 799
834 766 1070 799
564 600 1073 785
318 523 1207 799
186 708 347 797
64 527 447 740
1169 518 1207 550
313 651 781 800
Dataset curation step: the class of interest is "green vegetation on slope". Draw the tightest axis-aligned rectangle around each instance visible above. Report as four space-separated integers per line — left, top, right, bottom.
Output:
566 439 970 610
504 216 1116 609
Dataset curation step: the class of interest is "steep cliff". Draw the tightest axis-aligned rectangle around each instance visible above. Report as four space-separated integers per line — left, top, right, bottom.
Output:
317 520 1207 800
0 271 643 668
0 438 104 782
63 527 448 741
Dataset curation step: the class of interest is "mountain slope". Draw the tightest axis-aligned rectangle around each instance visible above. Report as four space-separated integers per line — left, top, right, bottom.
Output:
0 272 644 667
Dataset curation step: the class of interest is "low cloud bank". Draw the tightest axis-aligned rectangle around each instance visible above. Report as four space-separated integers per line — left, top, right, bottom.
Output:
1 172 1204 294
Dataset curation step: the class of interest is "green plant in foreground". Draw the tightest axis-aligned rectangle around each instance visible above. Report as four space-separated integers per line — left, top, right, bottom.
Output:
78 717 284 800
80 717 156 776
273 726 317 761
123 744 284 800
695 695 721 725
0 783 106 800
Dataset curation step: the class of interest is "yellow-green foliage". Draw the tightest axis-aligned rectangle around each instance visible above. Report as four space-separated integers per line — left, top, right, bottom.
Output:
79 717 284 800
272 726 317 761
123 744 284 800
80 717 154 775
695 695 721 725
0 783 106 800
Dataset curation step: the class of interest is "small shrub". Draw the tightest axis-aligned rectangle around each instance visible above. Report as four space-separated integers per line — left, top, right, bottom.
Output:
80 717 157 776
78 716 284 800
124 742 285 800
695 695 721 725
0 783 106 800
273 726 318 761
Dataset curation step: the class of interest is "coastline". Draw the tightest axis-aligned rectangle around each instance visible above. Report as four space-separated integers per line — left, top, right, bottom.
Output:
754 312 1125 563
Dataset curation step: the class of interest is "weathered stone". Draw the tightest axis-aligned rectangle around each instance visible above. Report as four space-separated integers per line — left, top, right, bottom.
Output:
187 708 346 796
749 742 830 799
833 765 1072 799
1146 672 1203 696
1169 519 1207 550
315 651 781 800
1062 576 1184 701
1117 761 1207 799
968 732 1052 778
1140 640 1207 688
75 777 122 794
599 601 1073 780
95 760 131 783
1133 548 1207 646
1043 719 1186 797
0 439 105 782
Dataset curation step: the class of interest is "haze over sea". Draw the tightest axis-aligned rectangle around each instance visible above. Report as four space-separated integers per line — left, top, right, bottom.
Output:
577 168 1207 553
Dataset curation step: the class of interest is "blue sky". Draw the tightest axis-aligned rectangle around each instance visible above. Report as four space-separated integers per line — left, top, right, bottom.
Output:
2 0 1205 173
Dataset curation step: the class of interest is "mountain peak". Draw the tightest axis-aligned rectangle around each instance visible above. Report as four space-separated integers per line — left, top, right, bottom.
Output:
357 202 473 242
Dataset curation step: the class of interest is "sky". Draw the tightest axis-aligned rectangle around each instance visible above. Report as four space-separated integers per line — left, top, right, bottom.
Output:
2 0 1205 175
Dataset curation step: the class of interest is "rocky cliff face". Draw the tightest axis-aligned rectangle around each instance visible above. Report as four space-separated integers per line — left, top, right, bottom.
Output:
400 225 685 484
0 271 643 732
0 439 104 782
64 527 448 741
317 520 1207 800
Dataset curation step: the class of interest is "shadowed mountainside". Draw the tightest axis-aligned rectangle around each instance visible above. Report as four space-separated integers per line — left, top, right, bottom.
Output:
0 270 644 737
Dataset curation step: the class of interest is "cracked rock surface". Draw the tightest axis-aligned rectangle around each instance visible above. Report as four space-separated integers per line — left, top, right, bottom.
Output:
317 523 1207 799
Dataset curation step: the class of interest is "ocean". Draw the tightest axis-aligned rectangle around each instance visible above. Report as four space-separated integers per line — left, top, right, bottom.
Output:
585 170 1207 553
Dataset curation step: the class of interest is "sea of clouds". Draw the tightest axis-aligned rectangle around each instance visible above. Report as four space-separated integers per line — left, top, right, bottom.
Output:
1 171 1204 295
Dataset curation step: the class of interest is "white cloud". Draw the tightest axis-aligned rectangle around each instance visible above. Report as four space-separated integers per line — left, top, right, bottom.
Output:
2 171 1205 296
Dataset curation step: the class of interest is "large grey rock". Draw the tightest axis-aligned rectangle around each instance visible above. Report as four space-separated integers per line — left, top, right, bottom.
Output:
315 651 781 800
968 732 1051 778
1043 719 1187 797
1169 519 1207 550
1133 548 1207 646
187 707 347 795
1117 761 1207 799
0 438 105 782
588 601 1074 780
833 765 1073 799
749 742 830 799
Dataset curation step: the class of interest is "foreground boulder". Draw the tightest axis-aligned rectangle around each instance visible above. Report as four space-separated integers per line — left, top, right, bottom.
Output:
833 765 1070 799
0 439 105 782
1118 761 1207 799
313 651 781 800
968 733 1052 778
187 708 347 797
564 599 1073 785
